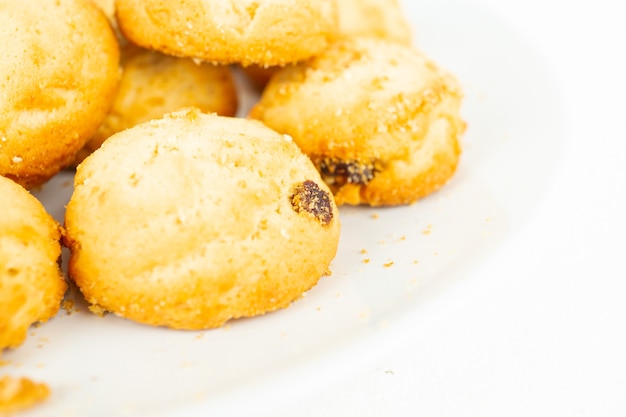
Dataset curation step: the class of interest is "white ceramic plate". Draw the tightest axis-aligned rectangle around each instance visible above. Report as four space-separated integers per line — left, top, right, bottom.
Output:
5 0 563 416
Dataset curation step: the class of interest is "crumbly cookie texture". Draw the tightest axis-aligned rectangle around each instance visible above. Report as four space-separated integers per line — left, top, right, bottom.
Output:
240 0 413 89
0 0 120 188
0 176 67 350
115 0 339 67
73 45 238 165
64 108 340 330
250 37 465 206
0 376 50 415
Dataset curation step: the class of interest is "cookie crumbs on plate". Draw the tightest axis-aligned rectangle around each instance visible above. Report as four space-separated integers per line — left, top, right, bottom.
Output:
422 224 432 235
61 299 75 315
359 248 368 254
88 304 107 317
362 258 371 264
323 268 333 276
0 376 50 415
370 213 379 219
383 261 394 268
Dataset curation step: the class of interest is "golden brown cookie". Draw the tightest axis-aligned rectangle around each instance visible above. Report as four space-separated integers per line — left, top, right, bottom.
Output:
0 376 50 415
240 0 412 90
250 37 465 206
0 0 120 188
64 108 340 330
0 176 67 350
73 45 238 165
115 0 339 67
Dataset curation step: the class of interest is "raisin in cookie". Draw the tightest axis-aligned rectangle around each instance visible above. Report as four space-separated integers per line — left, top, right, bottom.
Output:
115 0 339 67
73 45 238 165
0 176 67 350
0 0 119 188
64 108 340 329
250 37 465 206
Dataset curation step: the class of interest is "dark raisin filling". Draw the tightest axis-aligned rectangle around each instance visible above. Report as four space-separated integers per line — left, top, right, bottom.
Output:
318 158 376 186
290 180 333 225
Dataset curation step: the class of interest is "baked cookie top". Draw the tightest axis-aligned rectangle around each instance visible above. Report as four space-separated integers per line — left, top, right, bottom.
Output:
250 37 465 206
115 0 339 67
65 108 340 329
0 0 120 188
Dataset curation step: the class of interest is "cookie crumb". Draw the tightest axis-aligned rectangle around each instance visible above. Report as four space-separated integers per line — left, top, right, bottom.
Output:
88 304 107 317
62 299 75 315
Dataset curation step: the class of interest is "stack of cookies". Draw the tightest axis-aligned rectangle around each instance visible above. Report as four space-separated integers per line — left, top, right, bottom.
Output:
1 0 465 410
1 0 466 351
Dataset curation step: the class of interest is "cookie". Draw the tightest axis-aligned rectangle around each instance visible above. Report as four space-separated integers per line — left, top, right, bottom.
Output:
337 0 412 45
0 176 67 350
0 0 120 188
115 0 339 67
0 376 50 415
250 37 465 206
73 45 238 165
64 108 340 330
240 0 412 90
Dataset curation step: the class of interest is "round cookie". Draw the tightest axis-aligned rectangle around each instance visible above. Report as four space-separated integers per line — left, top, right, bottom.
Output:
73 45 238 164
0 176 67 350
64 108 340 330
0 0 120 188
250 37 465 206
114 0 339 67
